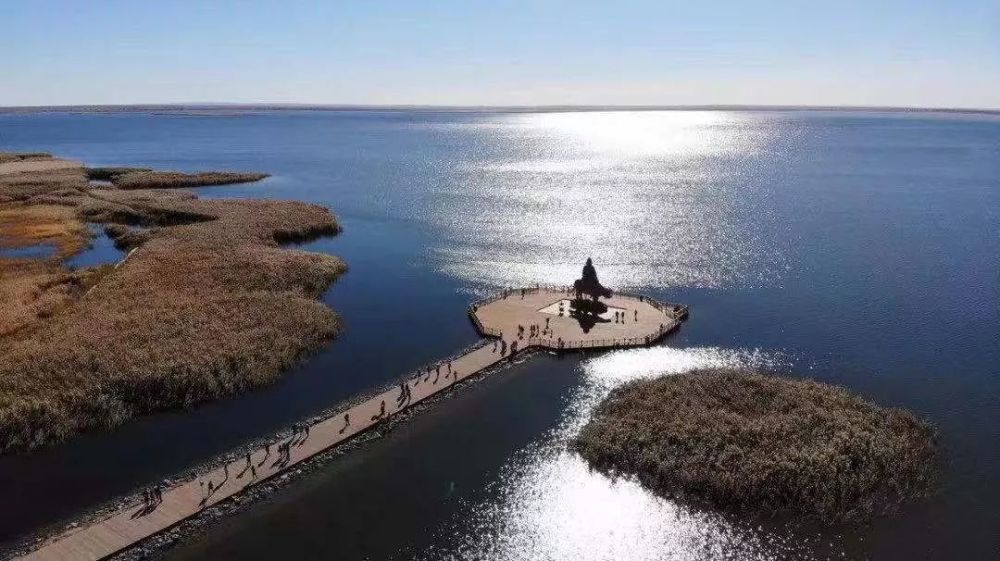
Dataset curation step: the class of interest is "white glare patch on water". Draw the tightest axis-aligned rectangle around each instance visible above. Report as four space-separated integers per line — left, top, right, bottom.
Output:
421 347 813 561
430 111 788 290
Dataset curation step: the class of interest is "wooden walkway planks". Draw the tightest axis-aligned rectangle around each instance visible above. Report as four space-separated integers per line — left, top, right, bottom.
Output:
15 343 506 561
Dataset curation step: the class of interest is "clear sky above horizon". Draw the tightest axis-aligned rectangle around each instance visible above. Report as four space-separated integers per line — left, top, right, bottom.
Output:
3 0 998 109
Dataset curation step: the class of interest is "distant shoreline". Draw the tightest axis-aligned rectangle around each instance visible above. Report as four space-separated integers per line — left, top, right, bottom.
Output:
1 103 998 116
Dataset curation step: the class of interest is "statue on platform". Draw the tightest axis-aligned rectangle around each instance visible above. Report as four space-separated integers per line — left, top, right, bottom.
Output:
574 258 612 303
570 258 612 331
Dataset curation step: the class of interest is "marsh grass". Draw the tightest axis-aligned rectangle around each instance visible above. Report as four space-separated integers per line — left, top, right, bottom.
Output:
0 156 345 452
87 168 269 189
573 369 937 522
0 152 52 164
85 167 153 181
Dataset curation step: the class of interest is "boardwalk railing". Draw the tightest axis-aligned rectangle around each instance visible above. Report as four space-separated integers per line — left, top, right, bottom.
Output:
468 305 502 337
525 319 681 351
468 286 689 337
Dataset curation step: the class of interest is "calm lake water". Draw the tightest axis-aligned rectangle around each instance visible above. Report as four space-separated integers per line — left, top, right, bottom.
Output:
0 109 997 560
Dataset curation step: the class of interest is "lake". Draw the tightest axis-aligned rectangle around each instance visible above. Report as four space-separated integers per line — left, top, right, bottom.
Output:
0 109 997 559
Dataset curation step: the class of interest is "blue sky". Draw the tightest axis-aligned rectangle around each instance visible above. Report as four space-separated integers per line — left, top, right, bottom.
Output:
3 0 998 108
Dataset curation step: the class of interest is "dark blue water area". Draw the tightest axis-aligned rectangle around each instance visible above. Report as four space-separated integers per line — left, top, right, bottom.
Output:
0 243 56 259
64 224 125 269
0 109 998 559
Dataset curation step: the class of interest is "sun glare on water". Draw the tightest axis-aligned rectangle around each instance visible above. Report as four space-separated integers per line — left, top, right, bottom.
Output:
530 110 740 158
433 111 786 291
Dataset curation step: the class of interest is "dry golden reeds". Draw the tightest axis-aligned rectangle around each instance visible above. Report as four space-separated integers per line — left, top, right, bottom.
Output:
573 369 937 522
0 155 344 452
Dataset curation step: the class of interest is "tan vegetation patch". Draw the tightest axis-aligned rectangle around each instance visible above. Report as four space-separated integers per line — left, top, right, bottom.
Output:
0 204 90 258
573 370 937 522
0 152 52 164
0 154 345 452
88 168 270 190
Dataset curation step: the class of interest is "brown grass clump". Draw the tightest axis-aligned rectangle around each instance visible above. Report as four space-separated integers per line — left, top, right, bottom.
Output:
0 152 52 164
0 204 94 336
96 169 270 189
0 204 90 257
573 370 937 522
0 154 345 452
85 167 153 181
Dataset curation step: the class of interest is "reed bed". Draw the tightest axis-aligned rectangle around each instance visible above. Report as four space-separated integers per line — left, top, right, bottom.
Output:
0 155 345 452
0 152 52 164
88 168 270 189
573 369 937 522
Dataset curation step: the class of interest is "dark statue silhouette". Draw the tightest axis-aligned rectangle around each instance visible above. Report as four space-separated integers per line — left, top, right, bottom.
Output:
574 258 612 302
570 257 612 332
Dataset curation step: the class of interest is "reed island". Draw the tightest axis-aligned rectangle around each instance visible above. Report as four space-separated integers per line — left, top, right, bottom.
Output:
573 369 938 522
0 153 346 452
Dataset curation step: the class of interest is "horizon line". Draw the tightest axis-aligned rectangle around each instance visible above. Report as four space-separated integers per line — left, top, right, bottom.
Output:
1 102 998 116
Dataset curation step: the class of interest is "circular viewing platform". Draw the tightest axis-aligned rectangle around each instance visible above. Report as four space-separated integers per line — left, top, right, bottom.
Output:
470 287 688 350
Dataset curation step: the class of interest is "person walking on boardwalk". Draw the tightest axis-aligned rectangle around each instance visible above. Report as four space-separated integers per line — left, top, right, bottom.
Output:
372 399 386 421
340 412 351 434
634 309 638 321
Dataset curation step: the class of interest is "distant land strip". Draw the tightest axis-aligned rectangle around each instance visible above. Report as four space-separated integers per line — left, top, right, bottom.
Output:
0 104 998 115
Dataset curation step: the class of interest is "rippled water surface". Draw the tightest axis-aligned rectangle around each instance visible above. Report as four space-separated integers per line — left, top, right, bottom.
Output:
0 109 997 559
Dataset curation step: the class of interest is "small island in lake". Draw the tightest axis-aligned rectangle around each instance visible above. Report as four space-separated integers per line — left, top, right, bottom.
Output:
573 369 937 521
0 153 345 452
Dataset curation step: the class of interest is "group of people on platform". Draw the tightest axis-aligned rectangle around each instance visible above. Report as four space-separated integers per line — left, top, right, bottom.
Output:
491 335 518 359
517 320 553 340
141 485 163 510
612 309 639 323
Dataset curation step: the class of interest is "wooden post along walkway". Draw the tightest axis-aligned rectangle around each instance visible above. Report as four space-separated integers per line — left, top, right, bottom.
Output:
14 288 686 561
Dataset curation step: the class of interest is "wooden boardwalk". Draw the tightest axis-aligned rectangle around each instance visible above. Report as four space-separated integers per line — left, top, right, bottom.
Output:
14 288 686 561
